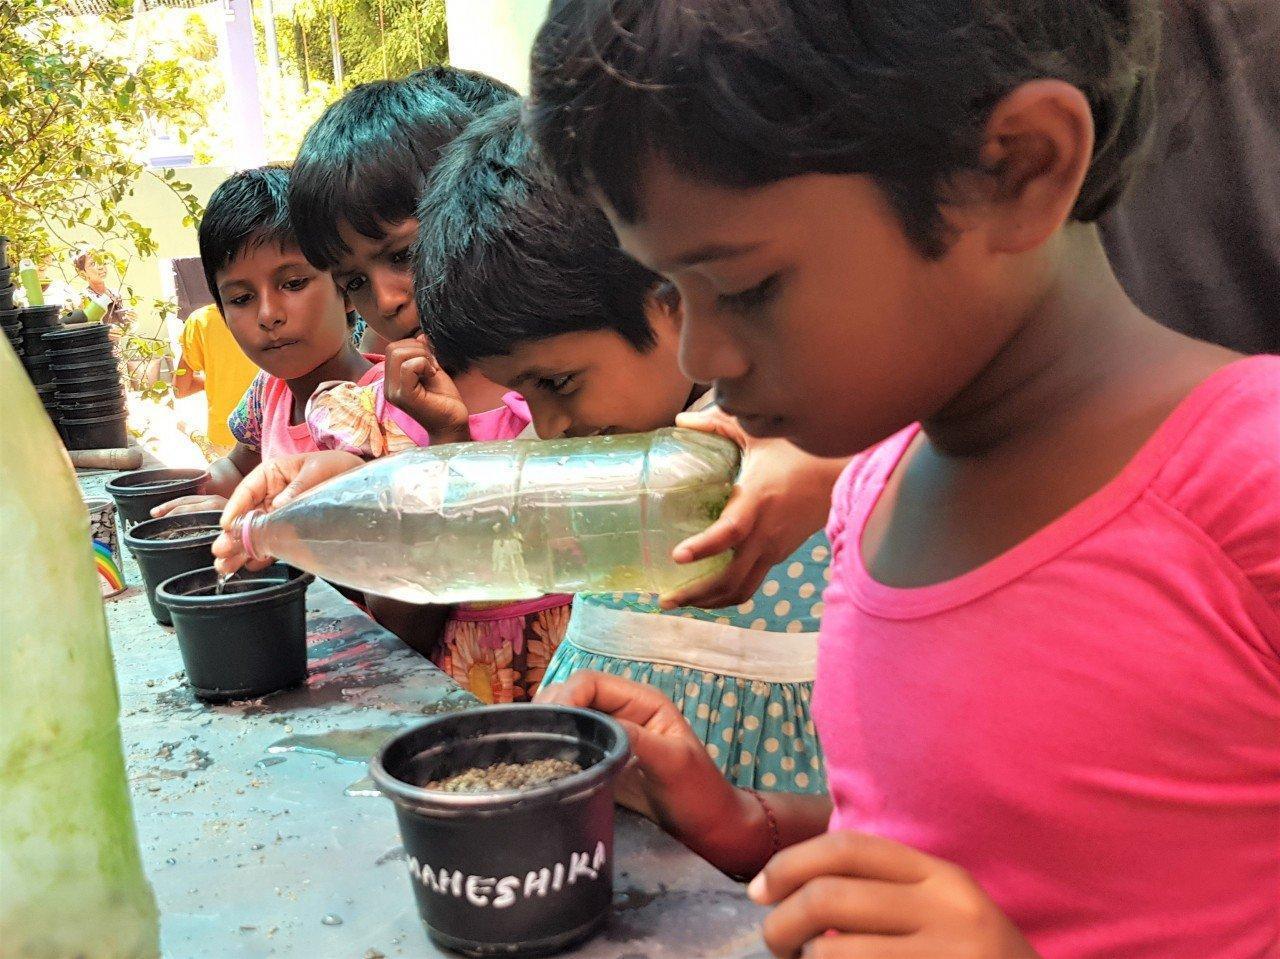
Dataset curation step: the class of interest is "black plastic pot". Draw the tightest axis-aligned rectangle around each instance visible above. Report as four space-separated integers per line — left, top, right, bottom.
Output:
370 706 630 958
56 385 125 407
0 235 9 264
19 304 63 329
60 398 124 419
105 467 211 527
156 564 314 701
62 411 128 450
123 512 223 625
41 322 110 349
0 266 10 285
49 344 116 367
22 328 55 359
25 360 55 387
53 370 123 393
58 390 125 414
0 286 13 311
51 355 118 374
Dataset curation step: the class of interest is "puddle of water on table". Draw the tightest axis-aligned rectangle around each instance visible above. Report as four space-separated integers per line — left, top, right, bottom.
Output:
343 774 381 798
267 725 404 764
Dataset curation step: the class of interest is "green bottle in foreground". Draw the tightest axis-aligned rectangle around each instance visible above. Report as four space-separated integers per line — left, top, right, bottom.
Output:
0 339 159 958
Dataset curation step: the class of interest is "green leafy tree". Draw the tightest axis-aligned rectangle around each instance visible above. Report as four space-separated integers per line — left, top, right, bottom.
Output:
0 0 204 272
277 0 447 90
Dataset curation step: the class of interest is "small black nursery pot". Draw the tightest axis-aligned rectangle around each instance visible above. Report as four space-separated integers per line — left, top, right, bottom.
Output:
156 564 314 702
61 411 127 450
123 511 223 626
41 322 111 351
0 286 13 311
19 304 63 329
49 343 116 366
57 388 126 415
370 705 631 958
106 467 210 527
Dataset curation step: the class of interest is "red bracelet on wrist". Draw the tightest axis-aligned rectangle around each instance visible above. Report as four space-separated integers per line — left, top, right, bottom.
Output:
727 788 781 883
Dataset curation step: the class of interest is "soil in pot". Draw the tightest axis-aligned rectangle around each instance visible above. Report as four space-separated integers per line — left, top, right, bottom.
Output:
106 467 210 527
425 758 584 793
62 411 128 450
370 706 630 959
123 512 223 625
156 564 314 701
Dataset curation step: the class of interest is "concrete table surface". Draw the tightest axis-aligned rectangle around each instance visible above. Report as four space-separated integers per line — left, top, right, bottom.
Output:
82 469 771 959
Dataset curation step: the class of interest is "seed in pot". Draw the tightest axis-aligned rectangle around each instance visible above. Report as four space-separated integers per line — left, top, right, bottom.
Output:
425 758 583 793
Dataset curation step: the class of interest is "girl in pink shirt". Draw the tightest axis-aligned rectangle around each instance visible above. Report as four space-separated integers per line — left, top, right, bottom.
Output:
153 167 380 516
526 3 1280 959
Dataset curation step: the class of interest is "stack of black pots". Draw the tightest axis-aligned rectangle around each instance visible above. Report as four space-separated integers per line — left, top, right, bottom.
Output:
0 237 18 365
19 303 65 426
43 322 129 449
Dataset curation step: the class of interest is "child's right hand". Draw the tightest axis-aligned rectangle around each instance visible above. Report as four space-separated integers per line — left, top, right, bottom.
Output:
384 335 472 445
535 671 761 871
213 450 364 576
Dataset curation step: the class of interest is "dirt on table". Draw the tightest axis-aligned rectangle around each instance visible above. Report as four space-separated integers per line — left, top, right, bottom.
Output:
425 757 583 793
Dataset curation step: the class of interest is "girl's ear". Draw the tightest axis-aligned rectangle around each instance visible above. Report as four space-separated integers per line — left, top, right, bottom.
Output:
646 281 684 331
971 79 1095 255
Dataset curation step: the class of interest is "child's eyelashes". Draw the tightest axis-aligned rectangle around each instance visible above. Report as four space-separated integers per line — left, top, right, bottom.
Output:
282 276 311 292
341 275 367 295
539 373 577 395
716 273 781 314
227 293 253 308
389 248 413 267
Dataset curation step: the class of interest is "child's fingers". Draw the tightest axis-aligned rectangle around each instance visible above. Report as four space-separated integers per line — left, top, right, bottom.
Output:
673 486 753 564
760 876 920 958
663 553 775 611
749 832 934 907
675 408 749 448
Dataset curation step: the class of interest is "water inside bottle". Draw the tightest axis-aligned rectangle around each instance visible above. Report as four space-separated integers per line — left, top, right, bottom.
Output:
259 433 736 602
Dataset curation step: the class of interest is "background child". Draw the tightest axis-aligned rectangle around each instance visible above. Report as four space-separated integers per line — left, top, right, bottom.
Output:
416 101 829 794
288 67 512 420
172 302 259 455
526 1 1279 958
153 167 377 516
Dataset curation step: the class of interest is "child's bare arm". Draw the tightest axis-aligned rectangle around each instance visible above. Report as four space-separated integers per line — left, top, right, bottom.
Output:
151 444 260 517
536 671 830 877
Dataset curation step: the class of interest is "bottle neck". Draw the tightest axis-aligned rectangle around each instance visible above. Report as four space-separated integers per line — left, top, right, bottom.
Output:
232 510 266 561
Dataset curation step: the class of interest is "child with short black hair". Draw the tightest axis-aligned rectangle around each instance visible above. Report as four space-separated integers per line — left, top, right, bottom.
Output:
288 67 513 425
524 1 1280 957
155 166 381 515
417 99 829 795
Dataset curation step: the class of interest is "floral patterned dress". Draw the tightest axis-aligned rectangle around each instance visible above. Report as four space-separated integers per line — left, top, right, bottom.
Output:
433 597 573 703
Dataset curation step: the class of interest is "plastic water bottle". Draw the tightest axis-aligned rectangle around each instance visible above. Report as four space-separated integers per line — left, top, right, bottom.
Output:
232 428 742 603
0 339 159 956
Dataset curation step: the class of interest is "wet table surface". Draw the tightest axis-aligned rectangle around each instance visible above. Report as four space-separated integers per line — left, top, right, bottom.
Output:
82 469 771 959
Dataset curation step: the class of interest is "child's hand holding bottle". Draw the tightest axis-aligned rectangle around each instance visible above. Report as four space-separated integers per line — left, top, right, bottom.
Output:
212 450 365 576
661 406 848 610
